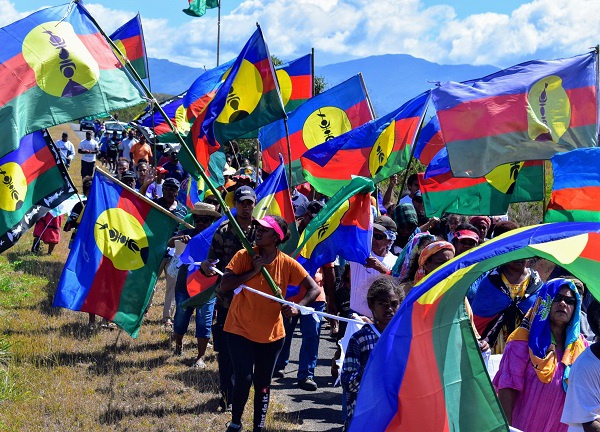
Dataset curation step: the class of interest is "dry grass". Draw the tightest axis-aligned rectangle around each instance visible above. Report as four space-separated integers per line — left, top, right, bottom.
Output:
0 126 301 432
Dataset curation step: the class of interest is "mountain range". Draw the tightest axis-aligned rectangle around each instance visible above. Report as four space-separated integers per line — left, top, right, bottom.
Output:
148 54 499 115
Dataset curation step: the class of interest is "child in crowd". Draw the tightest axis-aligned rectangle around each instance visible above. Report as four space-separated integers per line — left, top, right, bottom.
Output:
341 276 404 431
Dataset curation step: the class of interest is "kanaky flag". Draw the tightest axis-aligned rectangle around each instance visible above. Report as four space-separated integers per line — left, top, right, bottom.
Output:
184 59 234 121
135 93 188 143
301 91 429 197
293 176 374 278
109 13 147 79
53 171 179 337
413 114 445 165
260 75 373 186
277 53 313 113
545 148 600 222
419 146 544 217
0 131 74 253
201 27 285 148
0 3 145 159
351 222 600 431
432 51 597 178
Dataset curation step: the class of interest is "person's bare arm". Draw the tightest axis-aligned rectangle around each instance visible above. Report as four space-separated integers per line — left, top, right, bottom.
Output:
383 174 398 209
220 255 263 292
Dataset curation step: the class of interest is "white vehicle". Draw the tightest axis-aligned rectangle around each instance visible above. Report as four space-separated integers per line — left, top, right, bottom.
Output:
104 121 129 133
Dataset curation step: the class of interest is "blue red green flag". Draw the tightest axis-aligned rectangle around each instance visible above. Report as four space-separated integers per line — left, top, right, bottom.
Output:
351 222 600 431
201 27 285 148
301 91 429 197
0 131 74 253
413 114 445 165
276 54 313 113
135 94 188 143
0 3 145 159
260 75 374 186
293 176 374 277
53 170 180 337
419 146 544 217
432 51 598 178
545 148 600 222
109 13 147 79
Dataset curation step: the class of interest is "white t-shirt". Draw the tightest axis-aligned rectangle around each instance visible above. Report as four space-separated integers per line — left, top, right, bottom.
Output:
78 139 99 163
55 139 75 164
561 346 600 432
120 137 137 161
349 252 398 317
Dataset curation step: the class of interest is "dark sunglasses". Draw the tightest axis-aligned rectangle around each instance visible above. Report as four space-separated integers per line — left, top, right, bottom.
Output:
193 216 213 224
373 232 387 241
553 293 577 306
204 199 219 206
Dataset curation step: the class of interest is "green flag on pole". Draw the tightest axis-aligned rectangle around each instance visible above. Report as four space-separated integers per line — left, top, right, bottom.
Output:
183 0 219 17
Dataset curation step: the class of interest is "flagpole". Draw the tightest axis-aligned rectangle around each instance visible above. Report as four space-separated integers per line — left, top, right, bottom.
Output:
311 47 315 96
216 0 221 66
95 167 193 229
542 160 549 216
358 72 376 119
398 94 432 204
44 129 83 208
81 5 284 299
283 117 294 187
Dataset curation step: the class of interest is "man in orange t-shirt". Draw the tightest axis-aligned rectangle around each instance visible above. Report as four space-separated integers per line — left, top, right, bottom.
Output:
130 135 153 165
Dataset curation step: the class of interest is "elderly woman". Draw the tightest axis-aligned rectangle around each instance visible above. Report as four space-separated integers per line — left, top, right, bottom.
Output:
221 215 320 432
413 240 455 284
493 278 587 432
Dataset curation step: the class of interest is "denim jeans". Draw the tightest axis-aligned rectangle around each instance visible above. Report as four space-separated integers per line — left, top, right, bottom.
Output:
276 301 325 380
173 290 215 338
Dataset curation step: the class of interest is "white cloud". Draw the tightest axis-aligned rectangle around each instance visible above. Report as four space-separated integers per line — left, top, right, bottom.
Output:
6 0 600 68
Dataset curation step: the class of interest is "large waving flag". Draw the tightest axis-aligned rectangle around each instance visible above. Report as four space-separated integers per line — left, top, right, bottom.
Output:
301 91 429 197
183 0 219 17
432 51 598 178
276 54 313 113
413 114 445 165
184 59 235 120
0 131 75 253
0 3 145 158
545 148 600 222
201 27 285 147
53 171 179 337
351 222 600 431
109 14 147 79
261 75 374 185
293 176 374 277
419 146 544 217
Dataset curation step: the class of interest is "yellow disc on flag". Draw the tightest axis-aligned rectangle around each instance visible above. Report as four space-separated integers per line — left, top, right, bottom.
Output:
302 107 351 150
527 75 571 142
174 104 191 134
216 59 263 124
94 208 149 271
0 162 27 212
276 69 292 107
22 21 100 98
369 120 396 176
299 199 349 258
485 161 523 194
253 195 282 220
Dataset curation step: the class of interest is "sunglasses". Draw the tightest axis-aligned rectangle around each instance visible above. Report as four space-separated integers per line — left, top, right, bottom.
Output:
193 216 214 224
373 232 387 241
204 199 219 206
553 293 577 306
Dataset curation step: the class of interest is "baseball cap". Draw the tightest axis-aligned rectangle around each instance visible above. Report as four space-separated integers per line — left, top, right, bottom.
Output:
156 166 168 175
163 177 181 189
373 216 397 233
454 229 480 243
122 170 136 180
234 185 256 203
292 192 310 217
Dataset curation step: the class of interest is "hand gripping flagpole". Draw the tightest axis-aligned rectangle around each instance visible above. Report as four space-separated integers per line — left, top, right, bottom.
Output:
80 3 284 299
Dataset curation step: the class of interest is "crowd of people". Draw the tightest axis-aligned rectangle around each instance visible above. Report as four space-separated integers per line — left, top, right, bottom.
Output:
39 125 600 432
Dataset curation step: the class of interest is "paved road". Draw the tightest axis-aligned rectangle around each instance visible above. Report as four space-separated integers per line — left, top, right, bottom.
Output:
272 322 344 432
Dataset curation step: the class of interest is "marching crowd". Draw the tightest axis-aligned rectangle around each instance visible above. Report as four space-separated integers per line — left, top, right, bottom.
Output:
37 128 600 432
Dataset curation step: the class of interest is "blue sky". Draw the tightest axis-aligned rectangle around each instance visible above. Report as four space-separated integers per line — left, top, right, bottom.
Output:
10 0 600 69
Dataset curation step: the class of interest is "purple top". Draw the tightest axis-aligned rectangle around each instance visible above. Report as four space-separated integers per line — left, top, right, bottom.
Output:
493 339 579 432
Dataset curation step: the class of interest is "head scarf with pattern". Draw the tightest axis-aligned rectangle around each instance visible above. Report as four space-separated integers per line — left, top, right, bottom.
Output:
507 278 585 391
414 241 455 284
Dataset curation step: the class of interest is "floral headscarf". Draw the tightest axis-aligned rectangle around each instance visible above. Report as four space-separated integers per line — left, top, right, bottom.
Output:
414 241 455 284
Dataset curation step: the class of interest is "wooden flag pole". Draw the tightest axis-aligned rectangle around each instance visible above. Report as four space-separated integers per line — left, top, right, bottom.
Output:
84 4 284 299
216 0 221 66
358 72 376 119
283 117 294 189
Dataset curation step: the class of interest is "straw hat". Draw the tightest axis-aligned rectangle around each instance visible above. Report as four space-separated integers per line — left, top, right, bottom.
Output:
191 202 221 218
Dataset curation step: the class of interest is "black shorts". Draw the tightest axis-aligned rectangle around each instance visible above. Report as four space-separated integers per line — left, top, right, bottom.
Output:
81 160 95 178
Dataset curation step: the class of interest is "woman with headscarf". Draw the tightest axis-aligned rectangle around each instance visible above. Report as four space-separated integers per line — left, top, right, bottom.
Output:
493 278 587 432
413 241 455 284
469 216 491 242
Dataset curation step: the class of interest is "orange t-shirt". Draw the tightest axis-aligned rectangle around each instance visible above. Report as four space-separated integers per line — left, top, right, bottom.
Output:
131 143 153 164
224 248 309 343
